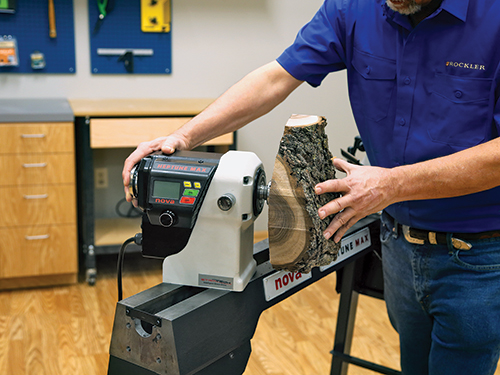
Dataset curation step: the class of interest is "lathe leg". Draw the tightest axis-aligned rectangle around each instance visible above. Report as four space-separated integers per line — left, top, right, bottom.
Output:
330 261 359 375
330 251 401 375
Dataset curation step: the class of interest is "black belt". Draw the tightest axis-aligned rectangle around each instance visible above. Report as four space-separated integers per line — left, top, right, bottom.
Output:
398 224 500 251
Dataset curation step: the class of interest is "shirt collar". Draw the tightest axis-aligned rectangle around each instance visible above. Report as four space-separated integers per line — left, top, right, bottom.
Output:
382 0 469 25
440 0 468 22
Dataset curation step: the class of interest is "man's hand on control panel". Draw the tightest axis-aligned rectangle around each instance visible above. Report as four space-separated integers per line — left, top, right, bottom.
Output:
122 133 189 205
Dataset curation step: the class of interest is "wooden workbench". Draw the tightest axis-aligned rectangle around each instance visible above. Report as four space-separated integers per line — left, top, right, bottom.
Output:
69 98 214 117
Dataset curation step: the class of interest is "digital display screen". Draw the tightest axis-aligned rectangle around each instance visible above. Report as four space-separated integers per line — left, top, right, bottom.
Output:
153 181 180 199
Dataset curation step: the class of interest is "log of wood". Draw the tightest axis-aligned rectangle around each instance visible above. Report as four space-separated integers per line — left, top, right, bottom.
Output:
268 114 340 273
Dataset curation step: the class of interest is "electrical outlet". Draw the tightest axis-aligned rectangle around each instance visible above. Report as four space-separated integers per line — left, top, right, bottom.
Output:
95 168 108 189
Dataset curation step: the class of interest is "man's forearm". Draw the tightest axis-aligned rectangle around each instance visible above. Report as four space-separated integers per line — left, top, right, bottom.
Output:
391 137 500 202
316 136 500 242
173 61 303 150
122 61 302 201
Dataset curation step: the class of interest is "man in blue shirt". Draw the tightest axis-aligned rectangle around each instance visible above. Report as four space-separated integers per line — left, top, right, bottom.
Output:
123 0 500 373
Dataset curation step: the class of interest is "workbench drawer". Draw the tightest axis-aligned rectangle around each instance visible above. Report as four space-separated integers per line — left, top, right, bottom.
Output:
0 185 76 227
0 153 75 187
0 122 74 154
0 224 77 278
89 117 233 148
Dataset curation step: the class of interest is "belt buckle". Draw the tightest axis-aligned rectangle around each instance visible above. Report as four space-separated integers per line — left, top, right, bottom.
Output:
451 238 472 251
402 225 472 250
402 225 424 245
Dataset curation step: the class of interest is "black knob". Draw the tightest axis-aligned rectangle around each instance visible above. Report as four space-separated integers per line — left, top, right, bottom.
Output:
159 210 177 227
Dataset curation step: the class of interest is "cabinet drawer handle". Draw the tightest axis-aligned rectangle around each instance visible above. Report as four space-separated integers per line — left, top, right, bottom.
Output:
21 134 46 138
23 163 47 168
25 234 50 240
23 194 48 199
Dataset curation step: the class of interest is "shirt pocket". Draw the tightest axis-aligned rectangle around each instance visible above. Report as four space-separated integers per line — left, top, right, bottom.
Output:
428 73 492 148
351 48 396 122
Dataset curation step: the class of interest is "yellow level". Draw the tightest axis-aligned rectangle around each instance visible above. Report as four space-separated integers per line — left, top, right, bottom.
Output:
141 0 171 33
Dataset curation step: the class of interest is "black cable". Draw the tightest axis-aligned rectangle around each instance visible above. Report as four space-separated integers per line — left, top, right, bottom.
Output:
117 233 143 301
115 198 142 218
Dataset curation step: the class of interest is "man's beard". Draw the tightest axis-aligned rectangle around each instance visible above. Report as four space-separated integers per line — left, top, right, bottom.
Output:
386 0 422 15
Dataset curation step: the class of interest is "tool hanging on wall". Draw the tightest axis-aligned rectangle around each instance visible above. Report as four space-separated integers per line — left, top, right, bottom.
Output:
48 0 57 38
97 48 154 73
30 51 46 69
0 0 16 14
93 0 115 34
0 35 19 67
141 0 171 33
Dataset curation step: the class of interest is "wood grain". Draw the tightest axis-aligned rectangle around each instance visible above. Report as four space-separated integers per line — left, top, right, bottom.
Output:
0 122 77 290
68 98 214 117
89 117 233 149
0 154 75 187
0 225 77 278
0 185 76 227
1 239 499 374
0 123 74 155
268 154 313 268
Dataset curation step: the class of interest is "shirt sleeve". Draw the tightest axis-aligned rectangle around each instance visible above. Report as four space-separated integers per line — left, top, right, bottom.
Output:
276 0 348 87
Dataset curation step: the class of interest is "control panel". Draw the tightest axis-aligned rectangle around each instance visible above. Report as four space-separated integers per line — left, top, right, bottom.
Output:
130 152 221 229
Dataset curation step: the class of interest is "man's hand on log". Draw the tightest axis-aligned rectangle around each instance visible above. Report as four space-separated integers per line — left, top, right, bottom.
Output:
122 134 189 205
315 158 397 243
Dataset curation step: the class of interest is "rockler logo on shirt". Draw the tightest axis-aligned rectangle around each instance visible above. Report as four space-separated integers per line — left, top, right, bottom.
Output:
446 61 485 71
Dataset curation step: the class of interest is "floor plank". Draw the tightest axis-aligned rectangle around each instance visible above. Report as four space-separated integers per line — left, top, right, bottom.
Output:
0 249 498 375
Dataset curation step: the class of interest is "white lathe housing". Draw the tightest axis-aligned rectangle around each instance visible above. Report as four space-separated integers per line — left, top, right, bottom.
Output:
162 151 265 292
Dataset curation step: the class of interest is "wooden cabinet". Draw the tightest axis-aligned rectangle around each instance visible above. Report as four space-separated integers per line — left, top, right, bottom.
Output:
0 122 78 289
69 98 235 285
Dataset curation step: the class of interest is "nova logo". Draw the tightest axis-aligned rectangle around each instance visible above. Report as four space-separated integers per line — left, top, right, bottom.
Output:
263 270 312 301
274 272 305 291
155 198 175 204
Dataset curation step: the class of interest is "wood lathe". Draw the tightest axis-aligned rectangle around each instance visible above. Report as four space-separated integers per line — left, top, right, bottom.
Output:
107 139 396 374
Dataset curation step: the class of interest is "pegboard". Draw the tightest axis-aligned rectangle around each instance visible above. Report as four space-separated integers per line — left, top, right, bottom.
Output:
0 0 75 74
88 0 172 74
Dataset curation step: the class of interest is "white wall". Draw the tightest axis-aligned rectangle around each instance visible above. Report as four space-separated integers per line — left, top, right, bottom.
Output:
0 0 359 231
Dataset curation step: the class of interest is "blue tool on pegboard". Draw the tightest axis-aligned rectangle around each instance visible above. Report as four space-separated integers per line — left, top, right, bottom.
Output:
89 0 172 74
0 0 75 74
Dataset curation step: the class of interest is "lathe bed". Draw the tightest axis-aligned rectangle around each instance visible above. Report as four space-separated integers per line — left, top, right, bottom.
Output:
107 214 400 375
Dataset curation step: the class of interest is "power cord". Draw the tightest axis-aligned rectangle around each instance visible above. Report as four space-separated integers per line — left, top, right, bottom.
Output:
115 198 142 218
117 233 143 301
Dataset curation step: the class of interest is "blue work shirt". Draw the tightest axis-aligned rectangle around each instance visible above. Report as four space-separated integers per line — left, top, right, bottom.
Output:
277 0 500 233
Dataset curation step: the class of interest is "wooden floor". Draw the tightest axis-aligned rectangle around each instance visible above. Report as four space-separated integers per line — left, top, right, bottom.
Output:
1 243 499 375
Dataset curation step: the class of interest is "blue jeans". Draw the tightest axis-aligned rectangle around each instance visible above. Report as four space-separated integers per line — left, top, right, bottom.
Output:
380 212 500 375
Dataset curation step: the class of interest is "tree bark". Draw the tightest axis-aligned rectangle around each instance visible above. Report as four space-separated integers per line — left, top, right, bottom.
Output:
268 114 340 273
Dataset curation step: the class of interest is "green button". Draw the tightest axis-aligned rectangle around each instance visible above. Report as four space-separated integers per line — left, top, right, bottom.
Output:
183 189 199 197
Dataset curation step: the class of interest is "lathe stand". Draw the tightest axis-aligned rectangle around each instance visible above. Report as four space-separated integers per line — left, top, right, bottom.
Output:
108 215 401 375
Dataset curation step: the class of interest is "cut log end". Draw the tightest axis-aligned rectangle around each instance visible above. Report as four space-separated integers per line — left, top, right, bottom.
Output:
268 155 313 269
